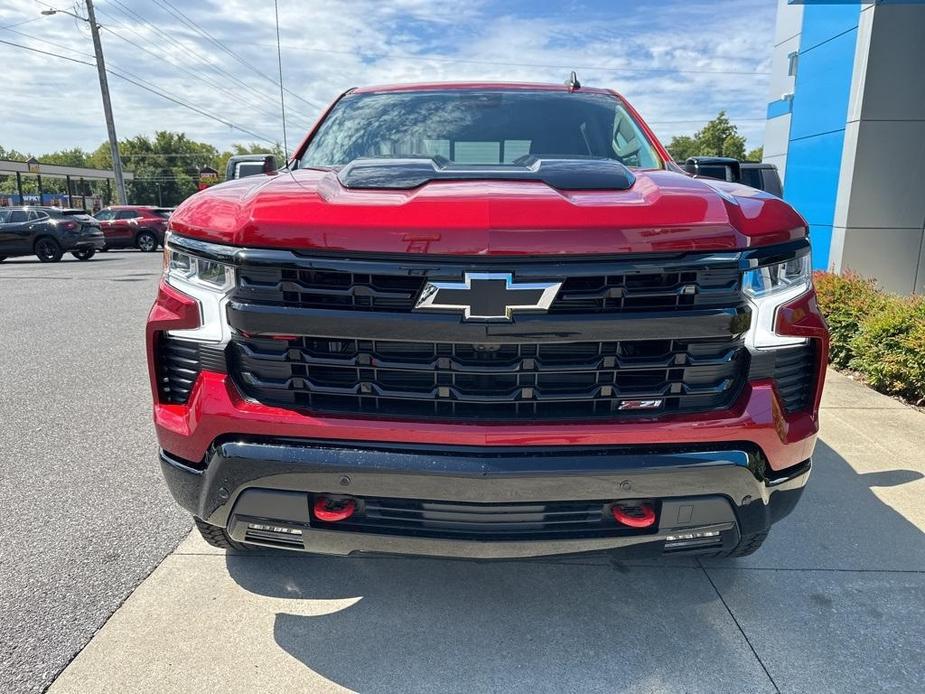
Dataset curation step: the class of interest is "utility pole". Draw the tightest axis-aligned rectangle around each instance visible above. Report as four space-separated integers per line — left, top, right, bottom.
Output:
84 0 127 204
44 2 128 204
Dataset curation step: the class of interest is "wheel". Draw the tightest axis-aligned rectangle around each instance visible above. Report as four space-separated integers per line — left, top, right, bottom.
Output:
193 517 252 551
34 237 63 263
71 248 96 261
136 230 158 252
708 531 769 558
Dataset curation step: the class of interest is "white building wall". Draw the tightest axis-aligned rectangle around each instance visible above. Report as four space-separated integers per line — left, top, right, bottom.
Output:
830 3 925 293
761 1 804 176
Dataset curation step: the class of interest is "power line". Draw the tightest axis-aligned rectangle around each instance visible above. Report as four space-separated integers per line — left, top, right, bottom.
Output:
105 68 277 144
152 0 327 111
98 0 314 128
0 35 277 144
0 16 44 30
37 0 771 81
100 23 312 131
1 25 96 59
0 24 283 141
274 0 288 154
0 34 770 134
99 1 280 106
98 3 312 127
0 36 95 66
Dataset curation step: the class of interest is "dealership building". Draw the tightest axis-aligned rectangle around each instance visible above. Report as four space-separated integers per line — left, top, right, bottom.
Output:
763 0 925 293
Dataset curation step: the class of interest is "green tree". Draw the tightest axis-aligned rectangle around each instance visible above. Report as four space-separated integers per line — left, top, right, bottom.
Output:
0 145 30 161
41 147 93 167
2 132 285 205
115 132 221 206
666 111 748 161
664 135 698 162
746 146 764 162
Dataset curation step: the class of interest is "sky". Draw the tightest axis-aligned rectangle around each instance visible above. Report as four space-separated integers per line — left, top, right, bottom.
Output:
0 0 776 160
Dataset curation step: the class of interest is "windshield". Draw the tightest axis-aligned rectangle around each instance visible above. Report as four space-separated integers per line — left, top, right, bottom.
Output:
300 89 662 170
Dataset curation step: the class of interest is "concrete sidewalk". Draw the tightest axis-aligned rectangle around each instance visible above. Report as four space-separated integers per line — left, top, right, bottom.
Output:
47 372 925 693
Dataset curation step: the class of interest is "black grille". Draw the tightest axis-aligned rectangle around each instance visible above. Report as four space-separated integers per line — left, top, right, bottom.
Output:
312 496 655 541
234 258 741 314
156 336 226 404
229 335 747 421
773 344 816 412
551 267 740 313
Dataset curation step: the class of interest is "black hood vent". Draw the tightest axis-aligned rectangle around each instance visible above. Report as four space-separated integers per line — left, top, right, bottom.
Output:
336 155 636 191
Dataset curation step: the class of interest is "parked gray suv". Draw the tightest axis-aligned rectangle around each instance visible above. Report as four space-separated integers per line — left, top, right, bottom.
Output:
0 206 105 262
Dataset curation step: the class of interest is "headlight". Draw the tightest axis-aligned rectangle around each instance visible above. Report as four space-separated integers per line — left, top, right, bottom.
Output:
743 254 810 298
164 233 236 343
167 249 234 292
743 251 811 349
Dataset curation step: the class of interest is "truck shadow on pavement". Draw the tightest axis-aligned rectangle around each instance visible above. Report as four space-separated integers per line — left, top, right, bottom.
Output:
223 440 924 693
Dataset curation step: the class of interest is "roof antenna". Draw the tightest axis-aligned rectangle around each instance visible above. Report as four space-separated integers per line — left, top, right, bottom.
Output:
565 71 581 92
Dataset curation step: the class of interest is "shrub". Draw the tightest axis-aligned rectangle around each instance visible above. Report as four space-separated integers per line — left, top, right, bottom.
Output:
849 296 925 405
813 271 884 368
813 271 925 405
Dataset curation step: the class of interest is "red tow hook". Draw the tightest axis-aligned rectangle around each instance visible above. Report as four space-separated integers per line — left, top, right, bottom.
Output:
612 502 656 528
313 496 357 522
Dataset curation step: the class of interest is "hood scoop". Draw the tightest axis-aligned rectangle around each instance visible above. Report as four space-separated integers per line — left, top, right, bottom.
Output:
336 155 636 191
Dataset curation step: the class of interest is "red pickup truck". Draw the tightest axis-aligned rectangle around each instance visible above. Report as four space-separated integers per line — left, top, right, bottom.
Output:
147 81 827 559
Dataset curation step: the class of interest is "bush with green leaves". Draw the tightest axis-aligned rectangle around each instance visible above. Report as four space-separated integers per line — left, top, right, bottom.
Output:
813 271 925 405
849 296 925 404
813 271 885 368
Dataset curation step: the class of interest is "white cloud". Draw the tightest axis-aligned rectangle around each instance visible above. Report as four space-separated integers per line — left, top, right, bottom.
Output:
0 0 774 158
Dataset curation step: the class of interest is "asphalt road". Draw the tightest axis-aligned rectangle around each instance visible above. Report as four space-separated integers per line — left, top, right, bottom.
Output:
0 252 189 694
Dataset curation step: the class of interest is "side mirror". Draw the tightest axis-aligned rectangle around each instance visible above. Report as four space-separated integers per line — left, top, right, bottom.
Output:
225 154 278 180
682 156 741 183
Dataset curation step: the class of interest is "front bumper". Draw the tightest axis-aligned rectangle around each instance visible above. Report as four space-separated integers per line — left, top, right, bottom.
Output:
162 439 810 558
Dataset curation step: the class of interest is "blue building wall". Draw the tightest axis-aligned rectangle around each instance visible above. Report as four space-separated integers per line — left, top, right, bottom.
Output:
781 3 861 270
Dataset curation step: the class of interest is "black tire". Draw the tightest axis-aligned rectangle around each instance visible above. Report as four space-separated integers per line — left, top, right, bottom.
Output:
709 531 769 558
136 230 158 252
71 248 96 261
193 517 251 551
34 237 63 263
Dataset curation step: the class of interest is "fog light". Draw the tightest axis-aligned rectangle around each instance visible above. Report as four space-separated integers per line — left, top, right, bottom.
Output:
664 529 721 549
247 523 302 535
665 530 720 542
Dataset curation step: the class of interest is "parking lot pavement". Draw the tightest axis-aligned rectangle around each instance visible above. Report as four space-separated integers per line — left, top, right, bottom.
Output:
4 253 924 693
42 370 925 693
0 253 191 694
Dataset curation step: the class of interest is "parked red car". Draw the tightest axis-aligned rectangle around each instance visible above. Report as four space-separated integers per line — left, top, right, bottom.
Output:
95 205 171 252
148 81 828 560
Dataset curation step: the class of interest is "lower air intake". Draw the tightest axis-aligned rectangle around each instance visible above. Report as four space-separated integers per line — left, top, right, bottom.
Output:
311 496 659 541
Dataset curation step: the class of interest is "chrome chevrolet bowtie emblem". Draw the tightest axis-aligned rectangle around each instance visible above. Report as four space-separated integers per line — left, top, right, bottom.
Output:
415 273 562 321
